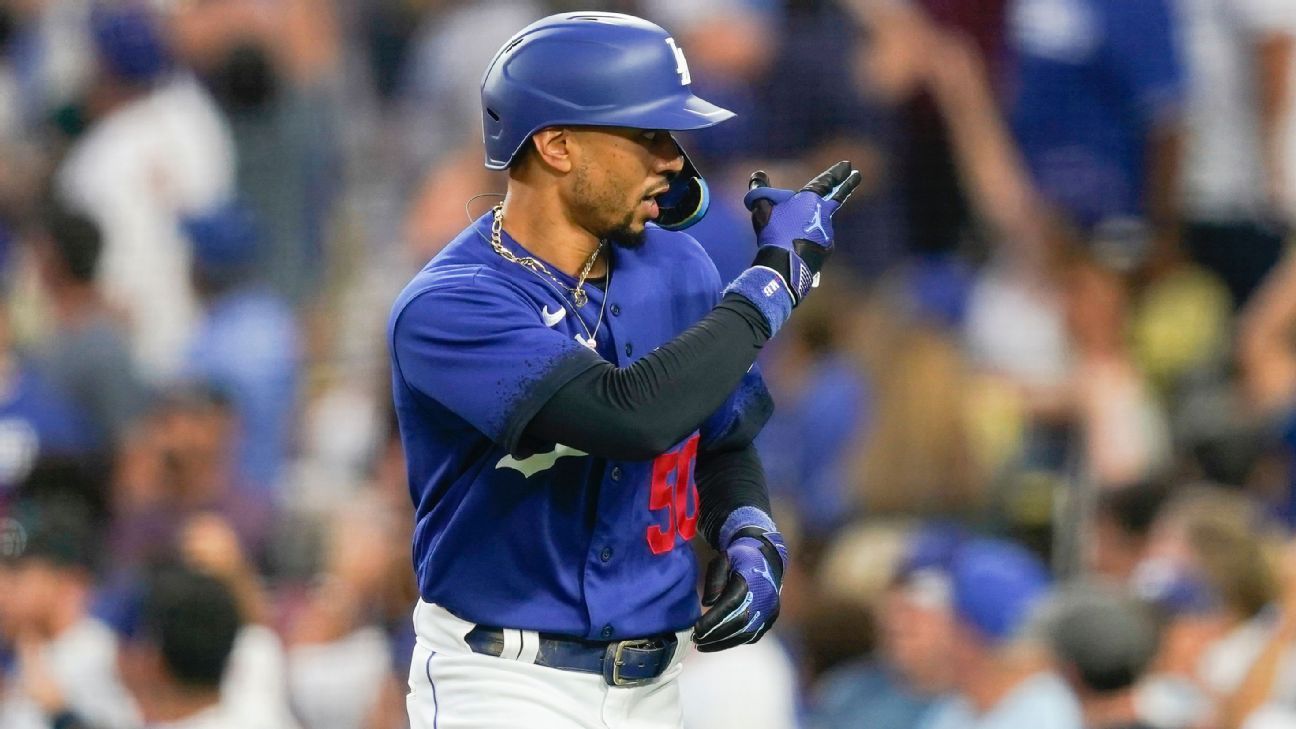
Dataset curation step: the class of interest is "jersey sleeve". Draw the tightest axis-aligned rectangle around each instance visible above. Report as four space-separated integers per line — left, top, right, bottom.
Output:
699 364 774 452
390 273 602 453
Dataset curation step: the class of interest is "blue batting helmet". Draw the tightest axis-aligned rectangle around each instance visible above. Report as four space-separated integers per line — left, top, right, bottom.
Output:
480 12 735 230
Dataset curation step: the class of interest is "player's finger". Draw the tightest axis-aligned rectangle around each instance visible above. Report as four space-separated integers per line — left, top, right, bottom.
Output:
745 170 778 235
695 631 754 653
800 160 853 196
746 607 780 645
693 576 750 642
743 186 795 211
701 555 729 607
829 169 863 205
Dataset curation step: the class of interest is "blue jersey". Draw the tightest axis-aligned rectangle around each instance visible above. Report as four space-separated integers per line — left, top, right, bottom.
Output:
388 213 768 640
1008 0 1185 227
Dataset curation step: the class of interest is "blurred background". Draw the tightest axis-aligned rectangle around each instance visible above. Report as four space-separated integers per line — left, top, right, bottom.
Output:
0 0 1294 728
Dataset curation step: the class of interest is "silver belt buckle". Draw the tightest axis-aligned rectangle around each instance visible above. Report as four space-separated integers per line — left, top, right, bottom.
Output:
603 638 658 687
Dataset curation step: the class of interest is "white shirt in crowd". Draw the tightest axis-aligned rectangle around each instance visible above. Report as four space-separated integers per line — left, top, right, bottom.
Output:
286 626 393 729
963 264 1073 391
57 73 235 383
921 672 1083 729
222 625 301 729
1177 0 1296 220
0 617 139 729
148 704 242 729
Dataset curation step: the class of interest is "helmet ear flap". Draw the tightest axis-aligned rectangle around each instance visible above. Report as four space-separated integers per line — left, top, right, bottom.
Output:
654 140 710 231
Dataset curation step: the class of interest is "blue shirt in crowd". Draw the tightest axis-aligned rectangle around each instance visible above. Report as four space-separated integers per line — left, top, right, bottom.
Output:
1008 0 1185 227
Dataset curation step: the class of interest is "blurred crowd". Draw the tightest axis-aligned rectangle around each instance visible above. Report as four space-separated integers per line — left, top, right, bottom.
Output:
0 0 1294 728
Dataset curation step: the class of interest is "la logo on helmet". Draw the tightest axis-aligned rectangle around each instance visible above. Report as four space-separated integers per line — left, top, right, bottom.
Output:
664 38 691 86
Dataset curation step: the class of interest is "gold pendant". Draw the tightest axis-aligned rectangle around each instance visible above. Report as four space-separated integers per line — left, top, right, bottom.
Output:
572 289 588 308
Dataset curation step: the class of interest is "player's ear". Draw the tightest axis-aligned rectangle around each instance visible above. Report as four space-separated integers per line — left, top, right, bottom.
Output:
530 128 574 173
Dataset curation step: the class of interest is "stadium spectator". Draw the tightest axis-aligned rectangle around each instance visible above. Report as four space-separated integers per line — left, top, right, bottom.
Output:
807 522 959 729
1218 536 1296 729
0 273 101 508
118 566 242 729
765 0 908 278
170 0 343 306
1179 0 1296 308
922 538 1081 729
923 26 1171 501
182 200 300 496
57 0 236 382
1134 486 1287 728
1239 250 1296 524
285 495 412 729
1006 0 1186 273
1086 482 1173 582
758 280 871 545
111 386 270 569
0 506 138 729
849 288 984 516
180 514 299 729
28 200 146 450
0 0 95 142
1043 583 1161 729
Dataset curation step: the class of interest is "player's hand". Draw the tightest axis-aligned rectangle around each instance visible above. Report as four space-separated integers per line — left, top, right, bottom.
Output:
745 161 861 305
693 526 788 652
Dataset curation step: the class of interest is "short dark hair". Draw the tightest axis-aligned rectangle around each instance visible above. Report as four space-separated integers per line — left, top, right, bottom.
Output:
5 500 99 573
1095 480 1172 539
140 567 242 689
42 203 103 283
1045 584 1160 694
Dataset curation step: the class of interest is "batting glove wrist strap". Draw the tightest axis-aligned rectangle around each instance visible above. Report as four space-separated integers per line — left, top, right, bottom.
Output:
724 266 794 336
718 505 777 547
752 246 815 305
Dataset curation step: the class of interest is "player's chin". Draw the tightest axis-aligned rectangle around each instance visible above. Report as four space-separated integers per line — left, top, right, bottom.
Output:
605 219 647 250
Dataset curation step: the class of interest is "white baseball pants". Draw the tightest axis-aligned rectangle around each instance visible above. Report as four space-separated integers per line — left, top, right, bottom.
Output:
406 601 690 729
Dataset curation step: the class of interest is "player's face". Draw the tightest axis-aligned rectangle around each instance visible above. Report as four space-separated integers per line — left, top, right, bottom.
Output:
566 127 684 248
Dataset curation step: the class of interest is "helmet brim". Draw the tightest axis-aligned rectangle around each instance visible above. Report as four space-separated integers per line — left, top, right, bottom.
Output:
486 93 734 170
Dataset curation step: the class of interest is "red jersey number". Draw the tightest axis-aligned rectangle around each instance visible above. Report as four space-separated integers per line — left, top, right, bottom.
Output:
646 434 700 554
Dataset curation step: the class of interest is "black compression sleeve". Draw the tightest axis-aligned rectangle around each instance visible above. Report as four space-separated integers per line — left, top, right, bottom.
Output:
525 293 771 460
695 443 770 548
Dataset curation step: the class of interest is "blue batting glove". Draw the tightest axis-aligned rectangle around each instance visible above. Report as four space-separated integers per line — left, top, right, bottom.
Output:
693 508 790 653
724 162 862 336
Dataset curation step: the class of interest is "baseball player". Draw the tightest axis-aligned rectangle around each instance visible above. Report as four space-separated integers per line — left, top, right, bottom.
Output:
388 12 861 728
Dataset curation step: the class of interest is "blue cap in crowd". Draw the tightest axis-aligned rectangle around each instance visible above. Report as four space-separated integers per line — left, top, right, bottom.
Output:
896 521 967 582
91 2 171 84
891 522 969 610
950 538 1051 644
182 199 261 273
1130 557 1222 617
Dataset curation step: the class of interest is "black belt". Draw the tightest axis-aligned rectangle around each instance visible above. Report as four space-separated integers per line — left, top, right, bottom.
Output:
464 626 678 687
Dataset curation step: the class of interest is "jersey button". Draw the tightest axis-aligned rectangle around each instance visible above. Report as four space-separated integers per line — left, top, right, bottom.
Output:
611 304 622 316
624 342 633 356
611 466 623 481
600 547 613 562
601 625 614 639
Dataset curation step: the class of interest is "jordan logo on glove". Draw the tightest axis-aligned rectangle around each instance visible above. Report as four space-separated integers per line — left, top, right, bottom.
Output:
803 203 827 240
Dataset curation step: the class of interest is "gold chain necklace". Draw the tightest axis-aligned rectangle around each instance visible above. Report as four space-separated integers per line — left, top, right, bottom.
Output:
489 204 603 308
